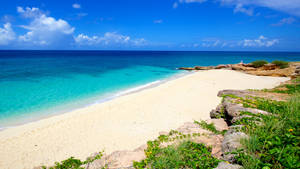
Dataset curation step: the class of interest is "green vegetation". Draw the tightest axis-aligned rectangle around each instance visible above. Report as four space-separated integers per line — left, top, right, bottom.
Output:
194 120 226 135
133 141 220 169
251 60 268 68
45 152 104 169
262 76 300 94
225 94 300 169
271 60 289 69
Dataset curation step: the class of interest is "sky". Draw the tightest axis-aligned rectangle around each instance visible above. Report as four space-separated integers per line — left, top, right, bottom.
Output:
0 0 299 51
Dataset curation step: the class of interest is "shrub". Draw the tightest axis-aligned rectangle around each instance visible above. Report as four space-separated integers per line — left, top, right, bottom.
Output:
271 60 289 69
251 60 268 68
233 94 300 169
133 141 220 169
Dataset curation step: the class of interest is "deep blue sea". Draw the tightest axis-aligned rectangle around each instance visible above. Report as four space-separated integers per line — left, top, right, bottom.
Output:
1 50 300 128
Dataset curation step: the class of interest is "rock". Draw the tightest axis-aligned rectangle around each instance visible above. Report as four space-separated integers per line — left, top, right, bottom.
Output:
260 63 277 70
178 67 194 71
194 66 216 70
210 104 224 118
231 65 256 71
231 115 254 124
177 122 212 135
206 119 229 131
216 64 228 69
85 150 145 169
217 90 249 98
222 132 248 162
214 162 243 169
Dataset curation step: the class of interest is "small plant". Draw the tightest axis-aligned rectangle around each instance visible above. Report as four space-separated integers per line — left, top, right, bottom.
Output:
133 141 220 169
194 120 226 135
48 152 104 169
271 60 289 69
251 60 268 68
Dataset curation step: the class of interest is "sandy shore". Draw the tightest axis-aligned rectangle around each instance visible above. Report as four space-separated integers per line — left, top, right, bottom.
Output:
0 70 289 169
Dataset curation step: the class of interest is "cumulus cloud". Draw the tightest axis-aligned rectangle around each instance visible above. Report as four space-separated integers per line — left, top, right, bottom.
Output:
17 6 43 18
0 23 16 45
272 17 296 26
220 0 300 17
174 0 300 17
72 4 81 9
17 7 74 47
173 0 207 8
233 3 253 16
75 32 146 47
242 35 279 47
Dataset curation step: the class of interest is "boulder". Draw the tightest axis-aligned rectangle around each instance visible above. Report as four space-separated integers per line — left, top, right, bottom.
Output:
85 150 145 169
216 64 228 69
231 65 256 71
206 119 229 131
222 132 248 162
194 66 216 70
214 162 243 169
178 67 194 71
260 63 277 70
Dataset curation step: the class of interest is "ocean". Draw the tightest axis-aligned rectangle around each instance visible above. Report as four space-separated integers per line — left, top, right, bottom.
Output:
1 50 300 128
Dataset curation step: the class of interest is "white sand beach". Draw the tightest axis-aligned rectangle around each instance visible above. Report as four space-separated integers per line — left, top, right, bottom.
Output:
0 70 289 169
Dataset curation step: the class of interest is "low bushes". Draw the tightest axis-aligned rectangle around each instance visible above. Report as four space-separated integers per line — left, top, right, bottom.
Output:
133 141 220 169
271 60 289 69
251 60 268 68
229 94 300 169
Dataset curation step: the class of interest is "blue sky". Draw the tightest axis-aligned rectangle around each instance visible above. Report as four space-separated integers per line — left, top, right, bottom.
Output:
0 0 299 51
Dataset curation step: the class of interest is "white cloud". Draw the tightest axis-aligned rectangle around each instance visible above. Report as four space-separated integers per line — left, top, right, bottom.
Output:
0 23 16 45
153 20 163 24
17 6 43 18
272 17 296 26
18 7 74 47
242 35 279 47
75 32 146 47
174 0 207 8
72 4 81 9
233 3 253 16
174 0 300 17
220 0 300 17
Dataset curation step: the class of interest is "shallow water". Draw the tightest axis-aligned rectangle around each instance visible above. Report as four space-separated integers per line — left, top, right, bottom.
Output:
0 50 299 128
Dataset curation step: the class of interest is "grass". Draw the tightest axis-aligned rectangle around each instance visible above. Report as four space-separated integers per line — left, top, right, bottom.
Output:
271 60 289 69
251 60 268 68
231 94 300 169
194 120 227 135
133 141 220 169
44 152 104 169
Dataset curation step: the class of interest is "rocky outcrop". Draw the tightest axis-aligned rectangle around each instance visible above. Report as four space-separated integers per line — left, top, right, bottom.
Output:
179 62 299 78
214 162 243 169
222 132 248 162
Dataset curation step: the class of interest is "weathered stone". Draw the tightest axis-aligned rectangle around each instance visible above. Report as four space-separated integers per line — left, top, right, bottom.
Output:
214 162 243 169
216 64 228 69
260 63 277 70
194 66 216 70
231 65 256 71
178 67 194 71
210 109 221 118
206 119 229 131
85 150 145 169
231 115 255 124
222 132 248 162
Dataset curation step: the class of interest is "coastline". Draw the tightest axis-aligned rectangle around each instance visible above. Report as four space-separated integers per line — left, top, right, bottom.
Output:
0 70 289 169
0 70 190 130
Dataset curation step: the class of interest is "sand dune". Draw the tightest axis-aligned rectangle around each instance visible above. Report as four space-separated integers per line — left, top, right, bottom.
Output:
0 70 289 169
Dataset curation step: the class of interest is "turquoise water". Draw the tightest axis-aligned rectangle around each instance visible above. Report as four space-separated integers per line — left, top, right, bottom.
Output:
1 51 300 128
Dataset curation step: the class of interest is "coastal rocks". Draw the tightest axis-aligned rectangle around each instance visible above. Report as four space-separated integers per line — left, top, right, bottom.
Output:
222 132 248 162
214 162 243 169
231 64 255 71
85 150 146 169
195 66 216 70
215 64 228 69
178 67 195 71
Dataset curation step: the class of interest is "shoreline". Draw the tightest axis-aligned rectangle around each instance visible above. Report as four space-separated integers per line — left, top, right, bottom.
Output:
0 70 289 169
0 71 191 130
